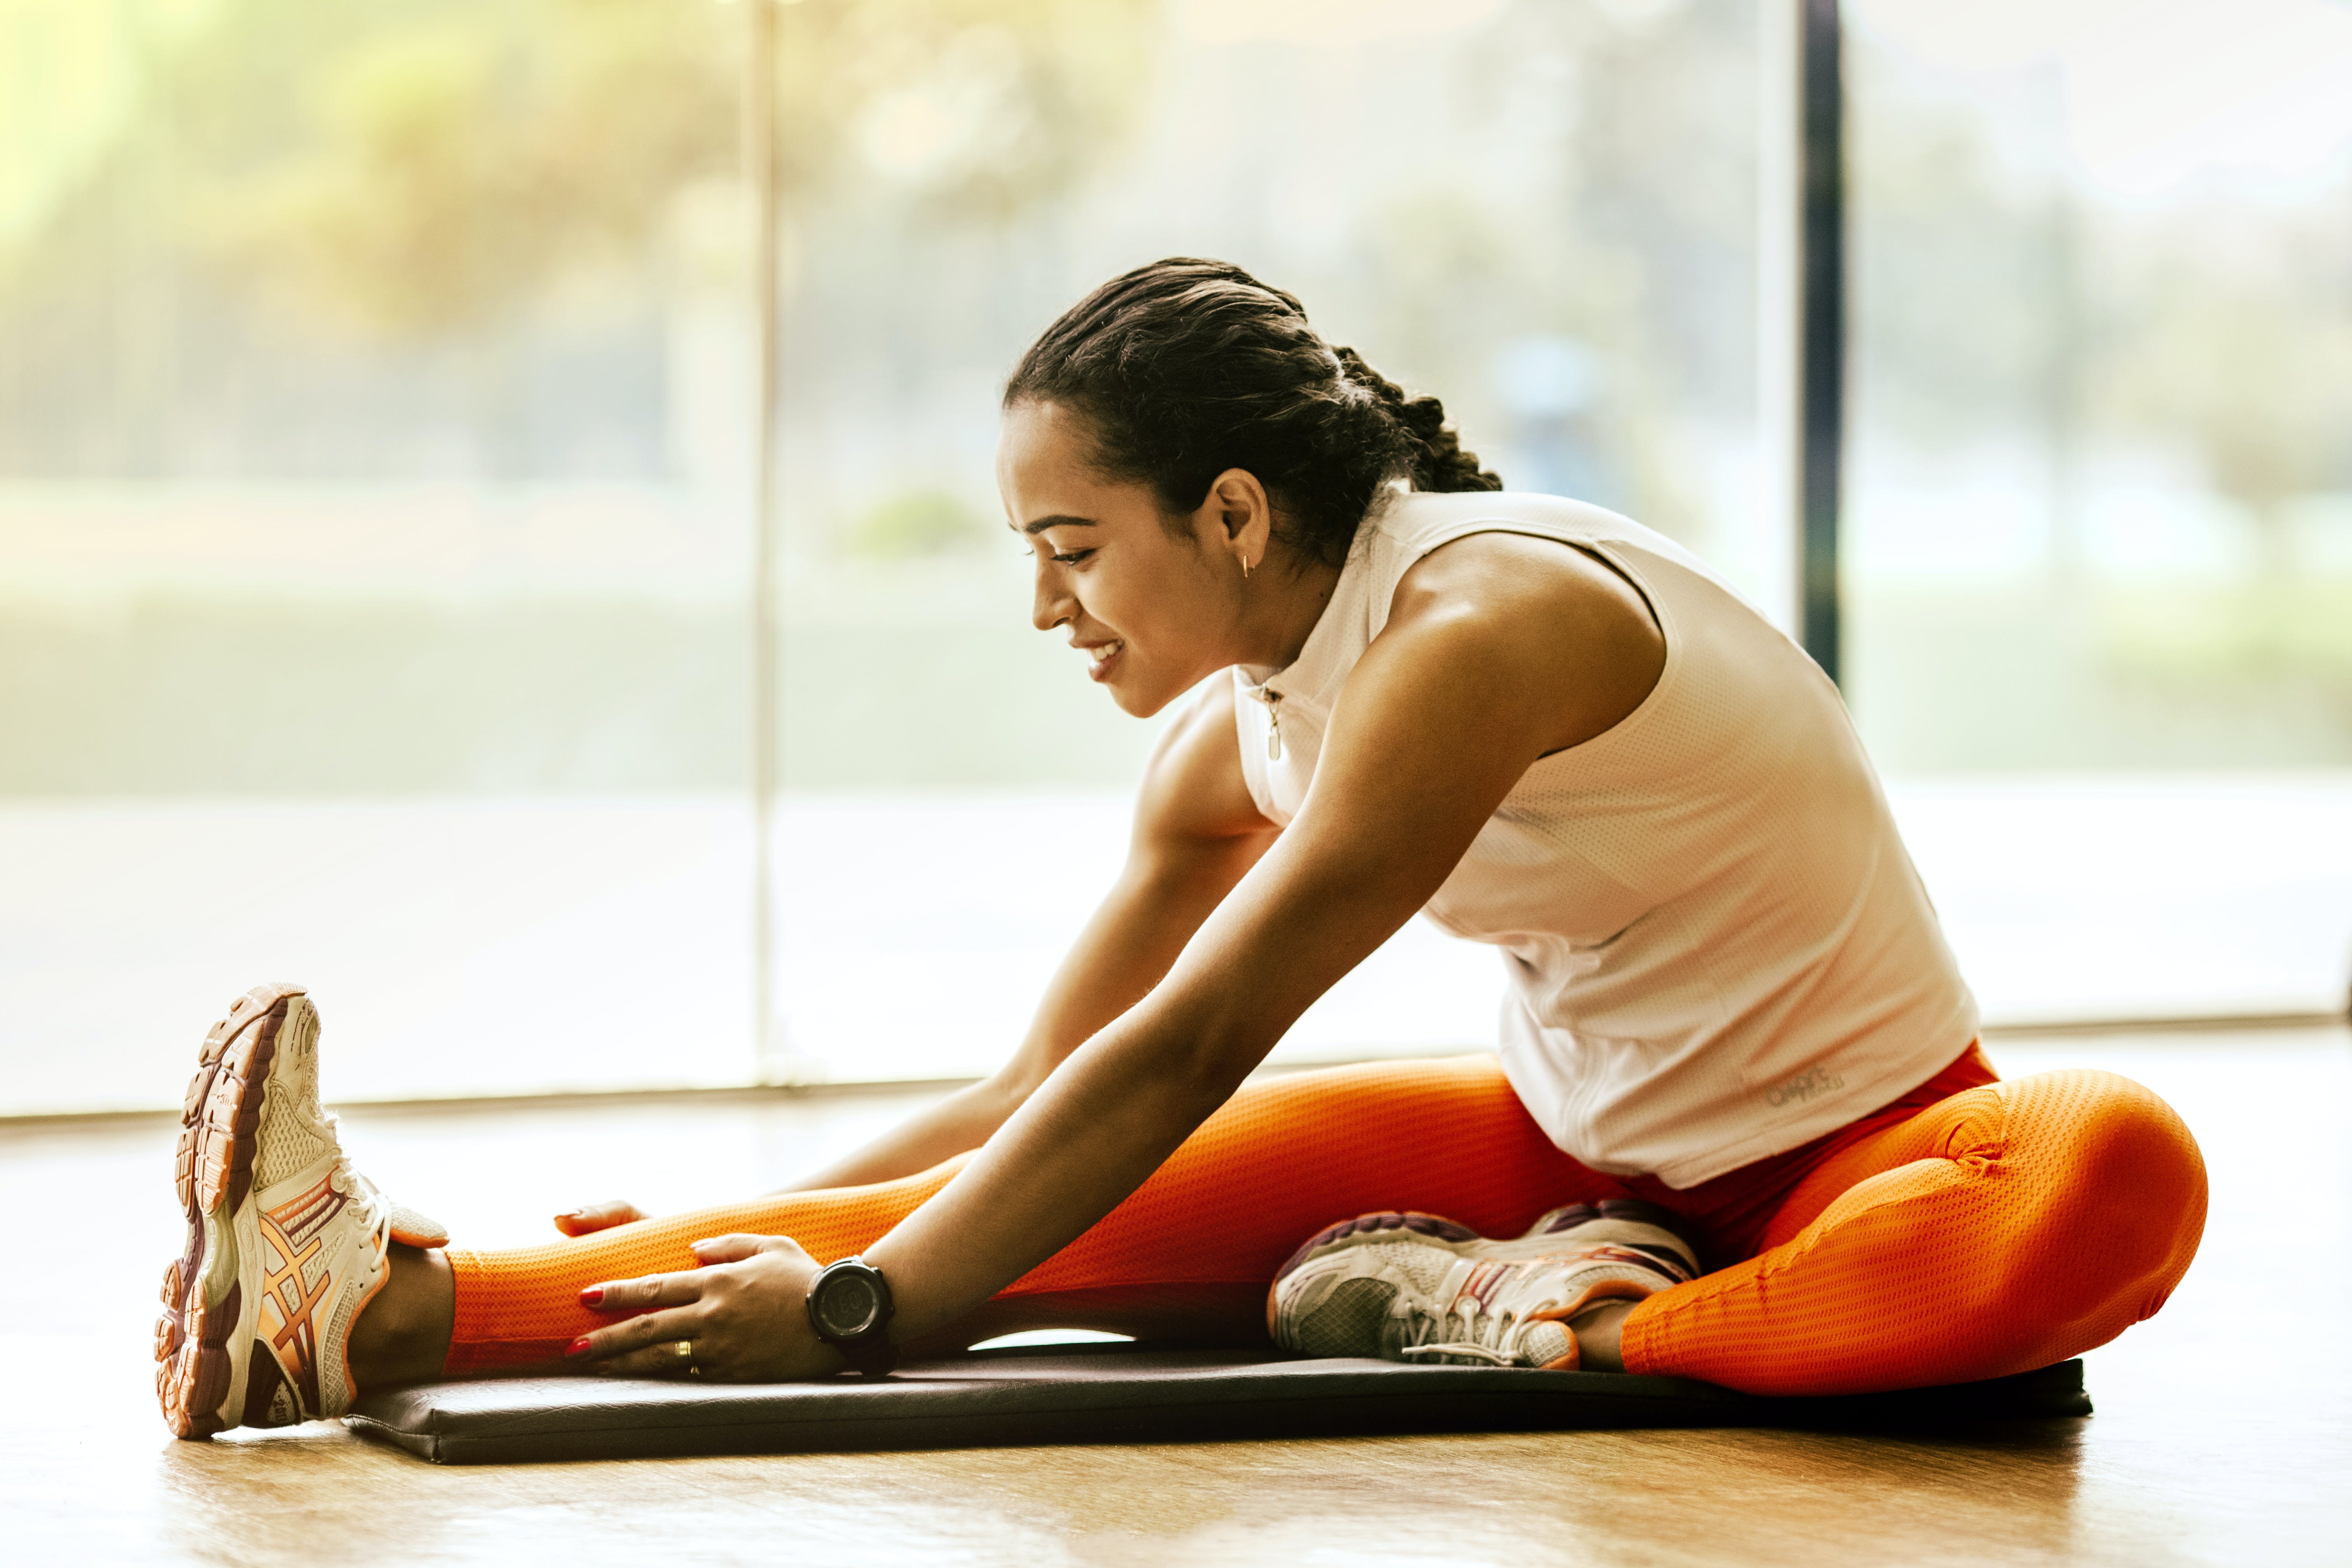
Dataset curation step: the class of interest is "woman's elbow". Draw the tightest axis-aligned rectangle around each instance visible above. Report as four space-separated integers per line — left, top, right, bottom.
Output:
1144 1024 1265 1119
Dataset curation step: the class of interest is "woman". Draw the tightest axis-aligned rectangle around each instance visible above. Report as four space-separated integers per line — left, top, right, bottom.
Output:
156 259 2205 1438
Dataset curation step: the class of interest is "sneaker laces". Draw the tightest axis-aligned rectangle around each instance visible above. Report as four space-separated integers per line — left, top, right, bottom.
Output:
323 1113 389 1234
1394 1292 1560 1367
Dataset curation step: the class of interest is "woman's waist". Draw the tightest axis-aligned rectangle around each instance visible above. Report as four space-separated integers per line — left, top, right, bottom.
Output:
1497 978 1982 1189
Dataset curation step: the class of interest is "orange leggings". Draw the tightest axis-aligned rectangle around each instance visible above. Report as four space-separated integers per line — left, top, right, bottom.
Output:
444 1048 2206 1395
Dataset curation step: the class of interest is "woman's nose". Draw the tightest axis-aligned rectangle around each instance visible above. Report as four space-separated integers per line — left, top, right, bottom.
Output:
1032 562 1073 632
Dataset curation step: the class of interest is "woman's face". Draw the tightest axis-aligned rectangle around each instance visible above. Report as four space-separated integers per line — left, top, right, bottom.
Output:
997 399 1255 718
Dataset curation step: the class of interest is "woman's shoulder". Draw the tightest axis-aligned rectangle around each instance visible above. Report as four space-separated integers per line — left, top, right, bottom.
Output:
1363 491 1650 634
1366 490 1679 592
1368 490 1750 629
1372 488 1633 550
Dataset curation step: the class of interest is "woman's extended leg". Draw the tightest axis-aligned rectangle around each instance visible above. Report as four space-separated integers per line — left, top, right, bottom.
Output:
1618 1069 2207 1395
430 1054 1618 1375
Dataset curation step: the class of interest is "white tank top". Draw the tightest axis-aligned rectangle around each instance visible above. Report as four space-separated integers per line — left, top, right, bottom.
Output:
1232 491 1978 1188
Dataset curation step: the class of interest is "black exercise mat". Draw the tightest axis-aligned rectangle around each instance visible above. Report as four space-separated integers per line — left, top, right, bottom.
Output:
346 1343 2090 1464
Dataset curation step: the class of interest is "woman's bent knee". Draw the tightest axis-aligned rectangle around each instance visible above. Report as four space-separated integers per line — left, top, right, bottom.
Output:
2005 1069 2207 1331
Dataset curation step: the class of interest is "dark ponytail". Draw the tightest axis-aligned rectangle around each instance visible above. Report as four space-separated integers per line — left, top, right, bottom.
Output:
1328 346 1498 496
1004 258 1500 568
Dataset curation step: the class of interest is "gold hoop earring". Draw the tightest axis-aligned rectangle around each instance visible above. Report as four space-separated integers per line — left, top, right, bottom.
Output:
1241 556 1253 580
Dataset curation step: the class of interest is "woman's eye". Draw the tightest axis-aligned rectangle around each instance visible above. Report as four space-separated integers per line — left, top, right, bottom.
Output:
1051 550 1093 567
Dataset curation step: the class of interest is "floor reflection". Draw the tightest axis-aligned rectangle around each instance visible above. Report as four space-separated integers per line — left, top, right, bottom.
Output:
4 1023 2342 1565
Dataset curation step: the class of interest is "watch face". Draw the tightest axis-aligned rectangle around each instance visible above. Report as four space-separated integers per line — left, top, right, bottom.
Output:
815 1270 881 1339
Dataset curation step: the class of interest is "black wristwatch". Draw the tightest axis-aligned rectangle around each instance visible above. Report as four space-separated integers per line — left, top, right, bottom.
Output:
805 1255 898 1378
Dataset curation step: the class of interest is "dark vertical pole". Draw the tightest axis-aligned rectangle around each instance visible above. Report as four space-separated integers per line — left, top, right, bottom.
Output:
1798 0 1845 684
745 0 783 1080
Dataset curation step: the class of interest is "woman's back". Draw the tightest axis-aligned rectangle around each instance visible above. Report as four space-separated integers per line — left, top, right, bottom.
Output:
1231 490 1978 1188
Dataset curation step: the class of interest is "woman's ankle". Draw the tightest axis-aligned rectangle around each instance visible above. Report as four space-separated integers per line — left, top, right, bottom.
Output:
348 1244 456 1390
1570 1298 1635 1373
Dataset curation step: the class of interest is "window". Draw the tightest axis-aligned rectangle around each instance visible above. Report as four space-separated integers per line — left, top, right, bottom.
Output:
1 0 1769 1111
1845 0 2352 1022
27 2 2336 1114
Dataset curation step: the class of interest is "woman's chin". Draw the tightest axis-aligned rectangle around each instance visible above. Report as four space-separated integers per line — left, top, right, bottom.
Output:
1101 669 1168 718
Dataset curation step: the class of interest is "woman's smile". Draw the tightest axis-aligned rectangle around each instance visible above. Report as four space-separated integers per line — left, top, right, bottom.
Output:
1075 638 1125 680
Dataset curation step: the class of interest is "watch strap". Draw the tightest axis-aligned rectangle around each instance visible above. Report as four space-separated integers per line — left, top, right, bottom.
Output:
837 1329 899 1379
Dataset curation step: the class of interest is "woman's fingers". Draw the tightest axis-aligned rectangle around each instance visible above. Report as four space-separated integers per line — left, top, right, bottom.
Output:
553 1198 647 1237
687 1232 806 1265
566 1301 699 1365
592 1334 711 1379
579 1268 706 1314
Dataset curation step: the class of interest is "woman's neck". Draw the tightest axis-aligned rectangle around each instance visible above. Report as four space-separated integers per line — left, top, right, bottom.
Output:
1241 548 1345 673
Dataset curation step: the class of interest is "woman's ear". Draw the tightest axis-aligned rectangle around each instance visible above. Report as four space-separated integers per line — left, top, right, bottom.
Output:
1202 468 1273 572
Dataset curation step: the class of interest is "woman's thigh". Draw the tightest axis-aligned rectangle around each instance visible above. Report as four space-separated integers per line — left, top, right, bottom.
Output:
1621 1068 2207 1394
1005 1054 1613 1296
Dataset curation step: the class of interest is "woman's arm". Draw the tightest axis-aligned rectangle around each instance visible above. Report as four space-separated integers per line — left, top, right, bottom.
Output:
775 680 1279 1192
574 534 1662 1374
553 683 1272 1236
862 539 1662 1341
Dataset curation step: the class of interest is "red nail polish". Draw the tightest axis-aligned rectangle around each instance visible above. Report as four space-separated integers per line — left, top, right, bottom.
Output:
565 1336 592 1357
579 1286 603 1305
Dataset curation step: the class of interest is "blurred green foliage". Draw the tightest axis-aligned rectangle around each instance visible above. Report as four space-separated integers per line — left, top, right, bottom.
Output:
2100 269 2352 579
213 1 738 336
1853 56 2352 577
2104 576 2352 688
0 0 1152 337
844 488 994 559
3 0 2350 790
0 558 1160 792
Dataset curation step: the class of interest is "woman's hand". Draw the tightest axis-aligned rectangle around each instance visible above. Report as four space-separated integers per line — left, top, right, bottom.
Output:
553 1199 647 1237
567 1234 847 1381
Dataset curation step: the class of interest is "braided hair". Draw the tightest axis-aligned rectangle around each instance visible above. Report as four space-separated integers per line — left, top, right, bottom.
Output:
1004 258 1501 568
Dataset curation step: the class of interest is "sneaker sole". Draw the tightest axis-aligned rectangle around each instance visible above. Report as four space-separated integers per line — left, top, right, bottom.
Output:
156 983 304 1440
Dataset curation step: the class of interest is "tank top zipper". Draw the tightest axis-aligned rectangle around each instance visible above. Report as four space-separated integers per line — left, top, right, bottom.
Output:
1253 684 1285 761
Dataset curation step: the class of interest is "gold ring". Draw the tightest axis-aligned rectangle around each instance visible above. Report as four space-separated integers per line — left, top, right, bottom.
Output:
672 1339 699 1377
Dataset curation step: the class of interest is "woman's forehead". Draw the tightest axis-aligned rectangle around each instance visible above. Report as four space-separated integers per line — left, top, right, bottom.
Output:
999 404 1137 520
999 399 1089 470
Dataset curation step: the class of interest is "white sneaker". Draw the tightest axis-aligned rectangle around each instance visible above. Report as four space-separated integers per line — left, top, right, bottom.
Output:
1268 1208 1702 1370
1514 1198 1711 1270
155 983 445 1438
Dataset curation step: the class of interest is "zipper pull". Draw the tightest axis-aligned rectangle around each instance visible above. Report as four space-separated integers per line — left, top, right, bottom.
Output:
1264 691 1284 761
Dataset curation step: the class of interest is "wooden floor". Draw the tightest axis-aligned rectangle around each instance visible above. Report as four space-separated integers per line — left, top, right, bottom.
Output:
6 1025 2345 1566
